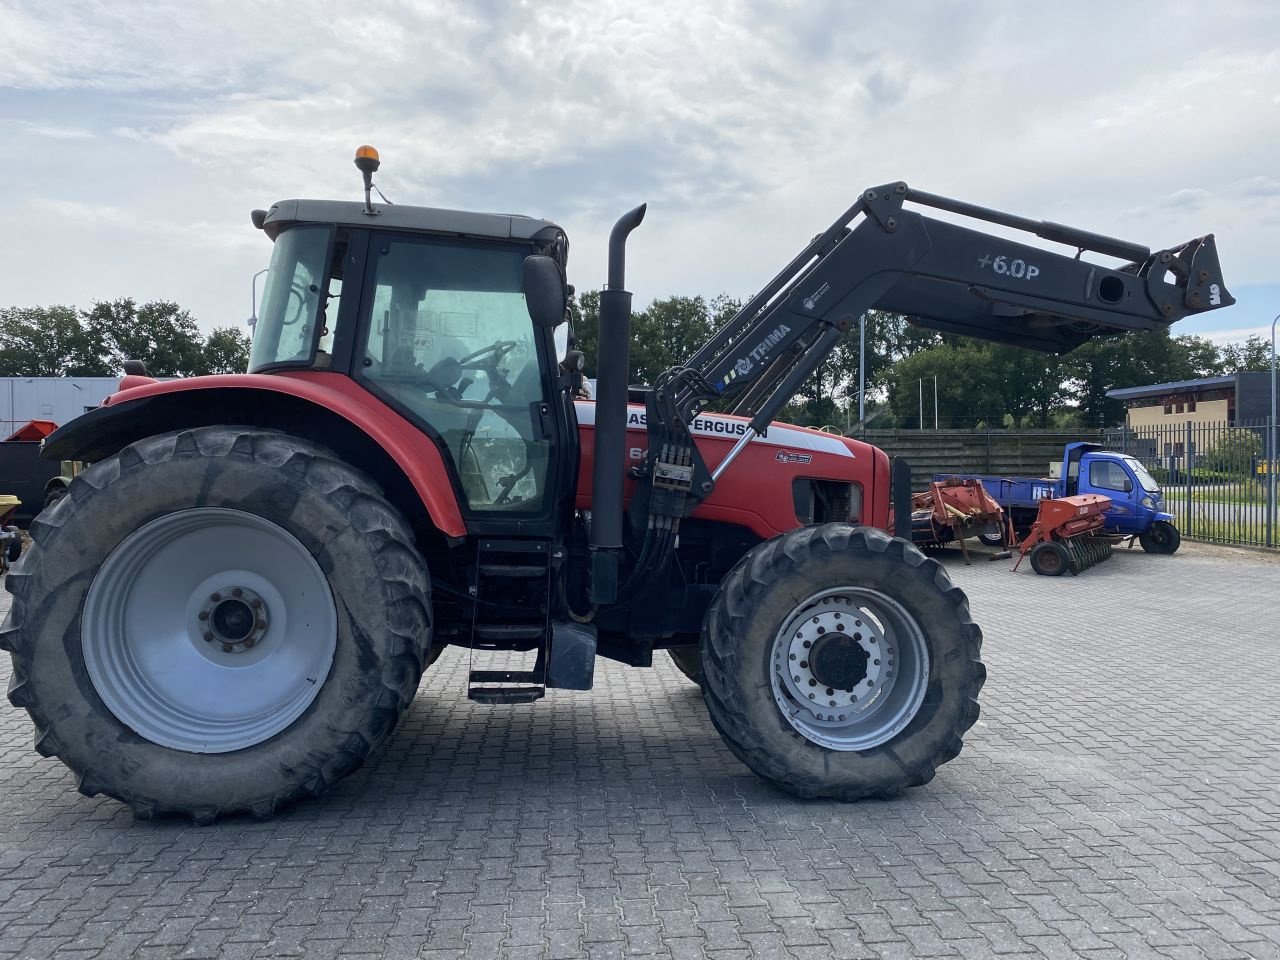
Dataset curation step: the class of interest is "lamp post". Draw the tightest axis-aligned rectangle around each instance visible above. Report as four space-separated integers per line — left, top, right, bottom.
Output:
1269 312 1279 547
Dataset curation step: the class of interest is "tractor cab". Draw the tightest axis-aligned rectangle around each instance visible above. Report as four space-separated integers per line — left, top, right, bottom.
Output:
248 154 574 524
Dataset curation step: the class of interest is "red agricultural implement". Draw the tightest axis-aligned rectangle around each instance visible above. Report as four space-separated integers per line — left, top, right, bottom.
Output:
908 479 1010 563
1013 494 1116 576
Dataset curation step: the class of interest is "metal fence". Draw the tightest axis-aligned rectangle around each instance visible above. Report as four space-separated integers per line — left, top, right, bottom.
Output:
1107 418 1278 549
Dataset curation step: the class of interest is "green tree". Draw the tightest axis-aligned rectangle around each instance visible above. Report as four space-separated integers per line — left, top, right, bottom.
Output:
195 326 253 375
1220 336 1270 373
84 298 210 377
1062 330 1225 427
0 305 111 376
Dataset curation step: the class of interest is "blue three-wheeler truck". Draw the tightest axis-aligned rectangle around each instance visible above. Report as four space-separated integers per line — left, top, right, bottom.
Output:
939 442 1180 554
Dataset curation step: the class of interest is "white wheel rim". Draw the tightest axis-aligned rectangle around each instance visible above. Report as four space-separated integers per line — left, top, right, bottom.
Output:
82 508 338 754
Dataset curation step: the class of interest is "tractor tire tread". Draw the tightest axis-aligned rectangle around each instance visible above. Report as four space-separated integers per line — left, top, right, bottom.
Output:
700 524 984 802
3 425 431 824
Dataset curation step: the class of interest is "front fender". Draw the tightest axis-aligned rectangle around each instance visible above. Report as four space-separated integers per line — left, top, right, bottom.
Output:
42 372 467 538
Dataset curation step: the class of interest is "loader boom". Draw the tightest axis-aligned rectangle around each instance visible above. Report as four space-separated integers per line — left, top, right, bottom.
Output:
591 181 1233 602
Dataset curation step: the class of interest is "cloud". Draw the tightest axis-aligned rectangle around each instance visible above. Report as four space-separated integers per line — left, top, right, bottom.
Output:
0 0 1277 332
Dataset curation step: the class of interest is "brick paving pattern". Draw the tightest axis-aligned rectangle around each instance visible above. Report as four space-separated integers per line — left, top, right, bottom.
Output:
1 545 1278 959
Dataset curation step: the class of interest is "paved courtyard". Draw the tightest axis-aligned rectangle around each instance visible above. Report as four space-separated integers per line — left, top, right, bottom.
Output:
1 542 1278 959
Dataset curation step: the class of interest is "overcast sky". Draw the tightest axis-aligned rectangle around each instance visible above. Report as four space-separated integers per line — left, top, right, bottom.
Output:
1 0 1277 349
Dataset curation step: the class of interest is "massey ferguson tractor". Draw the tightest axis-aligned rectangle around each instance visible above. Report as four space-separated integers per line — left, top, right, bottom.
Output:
2 148 1233 822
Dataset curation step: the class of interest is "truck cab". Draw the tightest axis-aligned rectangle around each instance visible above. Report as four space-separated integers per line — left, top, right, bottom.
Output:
1060 442 1173 536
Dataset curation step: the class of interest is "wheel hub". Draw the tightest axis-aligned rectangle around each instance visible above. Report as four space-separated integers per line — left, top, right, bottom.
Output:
769 587 929 751
775 599 893 721
200 587 268 652
809 633 870 690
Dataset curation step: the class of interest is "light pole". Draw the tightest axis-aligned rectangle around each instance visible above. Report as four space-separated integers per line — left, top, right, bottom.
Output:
858 313 866 428
1269 312 1278 547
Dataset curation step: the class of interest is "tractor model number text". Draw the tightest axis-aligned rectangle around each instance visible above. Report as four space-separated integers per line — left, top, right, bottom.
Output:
979 254 1040 281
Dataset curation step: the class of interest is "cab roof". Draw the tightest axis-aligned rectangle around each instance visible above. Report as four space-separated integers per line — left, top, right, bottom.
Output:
258 199 564 244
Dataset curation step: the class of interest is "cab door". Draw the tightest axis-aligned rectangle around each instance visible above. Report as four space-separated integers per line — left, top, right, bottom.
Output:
1083 456 1142 533
352 232 574 536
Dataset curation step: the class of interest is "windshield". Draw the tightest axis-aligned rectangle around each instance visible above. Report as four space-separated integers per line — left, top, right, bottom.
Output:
1124 457 1161 493
249 225 332 370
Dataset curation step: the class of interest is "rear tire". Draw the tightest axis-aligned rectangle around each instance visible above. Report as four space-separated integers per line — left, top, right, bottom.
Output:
1029 541 1069 576
2 426 432 823
667 647 702 685
1139 520 1180 555
700 525 985 801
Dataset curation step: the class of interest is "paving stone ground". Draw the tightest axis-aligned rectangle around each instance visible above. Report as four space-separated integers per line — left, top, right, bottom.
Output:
1 542 1278 959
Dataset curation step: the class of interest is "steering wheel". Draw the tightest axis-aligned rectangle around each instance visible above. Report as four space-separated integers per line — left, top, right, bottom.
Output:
280 282 316 326
458 340 518 370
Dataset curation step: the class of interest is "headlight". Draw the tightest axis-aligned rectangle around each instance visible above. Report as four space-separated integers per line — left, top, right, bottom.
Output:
1141 496 1155 509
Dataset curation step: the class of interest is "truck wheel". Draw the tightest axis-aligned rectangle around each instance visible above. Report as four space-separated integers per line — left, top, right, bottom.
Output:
2 427 431 823
1029 541 1070 576
3 526 21 564
667 647 702 685
700 525 984 801
977 523 1004 548
1139 521 1180 555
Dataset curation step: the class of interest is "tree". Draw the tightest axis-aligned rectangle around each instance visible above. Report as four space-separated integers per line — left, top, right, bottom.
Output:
1220 336 1270 373
1061 330 1226 427
196 327 253 375
0 305 111 376
84 298 208 377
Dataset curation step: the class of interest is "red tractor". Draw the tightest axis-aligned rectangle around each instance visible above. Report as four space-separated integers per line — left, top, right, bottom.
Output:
2 149 1232 821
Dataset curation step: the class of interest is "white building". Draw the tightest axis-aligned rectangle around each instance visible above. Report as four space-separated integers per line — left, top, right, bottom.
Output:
0 377 120 434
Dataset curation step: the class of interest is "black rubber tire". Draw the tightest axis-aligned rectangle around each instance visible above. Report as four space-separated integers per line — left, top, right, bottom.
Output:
1029 541 1070 576
667 647 703 685
1 426 432 823
1139 520 1180 555
3 527 20 564
977 523 1005 548
700 524 985 801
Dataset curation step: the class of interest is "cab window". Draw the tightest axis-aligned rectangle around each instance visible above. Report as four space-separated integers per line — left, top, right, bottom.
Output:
1089 460 1133 493
360 236 549 513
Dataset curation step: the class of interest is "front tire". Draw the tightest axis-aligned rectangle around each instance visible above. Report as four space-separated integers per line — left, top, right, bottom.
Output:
2 427 432 822
1139 520 1180 555
667 647 702 685
700 525 985 801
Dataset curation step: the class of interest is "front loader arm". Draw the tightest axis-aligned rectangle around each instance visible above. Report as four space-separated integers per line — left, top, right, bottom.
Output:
592 182 1232 604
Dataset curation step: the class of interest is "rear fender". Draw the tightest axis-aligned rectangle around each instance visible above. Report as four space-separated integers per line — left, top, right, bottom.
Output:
42 372 467 538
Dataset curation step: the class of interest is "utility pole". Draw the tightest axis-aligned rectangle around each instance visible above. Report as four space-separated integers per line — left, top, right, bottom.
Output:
918 379 924 431
858 313 866 428
934 374 939 430
1269 312 1278 547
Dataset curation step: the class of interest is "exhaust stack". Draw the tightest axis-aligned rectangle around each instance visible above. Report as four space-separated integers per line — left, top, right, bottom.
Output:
589 203 646 605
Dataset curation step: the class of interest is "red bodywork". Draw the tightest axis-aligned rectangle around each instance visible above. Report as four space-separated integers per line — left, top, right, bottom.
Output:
100 375 887 543
104 372 468 537
574 402 888 540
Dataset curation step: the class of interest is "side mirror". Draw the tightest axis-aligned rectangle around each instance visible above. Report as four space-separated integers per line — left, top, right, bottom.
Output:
523 255 567 328
1124 478 1133 493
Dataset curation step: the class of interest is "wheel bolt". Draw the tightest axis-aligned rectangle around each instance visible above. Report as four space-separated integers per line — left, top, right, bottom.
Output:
800 661 808 668
211 593 222 602
203 632 213 642
221 643 233 653
789 654 796 661
232 588 243 598
803 640 811 649
251 599 263 609
244 638 256 649
198 611 209 621
808 693 815 700
817 626 826 634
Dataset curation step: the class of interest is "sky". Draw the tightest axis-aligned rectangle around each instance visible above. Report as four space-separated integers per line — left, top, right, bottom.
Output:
0 0 1277 351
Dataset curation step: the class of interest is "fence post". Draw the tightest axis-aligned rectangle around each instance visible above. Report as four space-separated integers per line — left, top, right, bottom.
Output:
1184 419 1193 538
1268 415 1276 549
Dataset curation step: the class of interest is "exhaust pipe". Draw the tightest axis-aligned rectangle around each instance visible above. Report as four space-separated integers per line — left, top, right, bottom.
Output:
589 203 646 605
